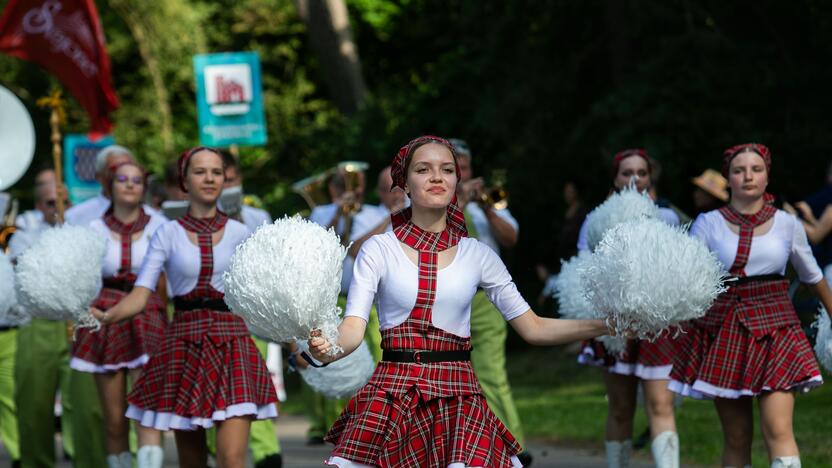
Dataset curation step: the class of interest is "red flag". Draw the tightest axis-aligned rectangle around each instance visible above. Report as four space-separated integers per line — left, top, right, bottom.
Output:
0 0 119 134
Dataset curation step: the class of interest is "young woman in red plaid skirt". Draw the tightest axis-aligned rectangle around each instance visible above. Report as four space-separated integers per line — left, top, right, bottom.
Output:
669 144 832 468
305 136 611 468
92 148 278 468
575 149 682 468
71 162 167 468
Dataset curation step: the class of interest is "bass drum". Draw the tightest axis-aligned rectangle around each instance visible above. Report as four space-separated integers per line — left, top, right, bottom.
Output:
0 85 36 251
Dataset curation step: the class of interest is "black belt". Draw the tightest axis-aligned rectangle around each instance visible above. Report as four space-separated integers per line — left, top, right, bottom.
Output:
173 297 230 311
0 326 18 332
727 274 784 285
382 350 471 364
102 278 135 292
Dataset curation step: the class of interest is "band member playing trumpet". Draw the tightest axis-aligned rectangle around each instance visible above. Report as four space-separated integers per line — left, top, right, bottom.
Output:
449 138 531 466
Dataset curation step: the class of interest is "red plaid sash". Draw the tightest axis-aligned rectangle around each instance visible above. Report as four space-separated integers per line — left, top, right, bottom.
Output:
103 208 151 282
718 202 776 277
177 212 228 298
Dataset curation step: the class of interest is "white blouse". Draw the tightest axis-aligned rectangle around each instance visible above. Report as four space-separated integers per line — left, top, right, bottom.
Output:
577 207 680 252
690 210 822 284
135 219 250 295
89 214 167 278
344 231 530 337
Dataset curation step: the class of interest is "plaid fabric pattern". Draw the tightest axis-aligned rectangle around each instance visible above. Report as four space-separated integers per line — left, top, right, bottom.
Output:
578 336 676 369
128 213 277 419
103 208 151 280
670 279 821 394
718 204 777 276
72 285 166 369
325 219 520 465
177 212 228 296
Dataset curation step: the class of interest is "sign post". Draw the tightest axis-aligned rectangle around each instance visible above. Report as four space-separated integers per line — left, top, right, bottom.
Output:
63 133 115 205
194 52 267 147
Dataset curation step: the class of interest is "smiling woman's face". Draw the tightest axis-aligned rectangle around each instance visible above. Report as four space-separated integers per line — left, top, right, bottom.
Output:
184 150 225 205
405 143 458 211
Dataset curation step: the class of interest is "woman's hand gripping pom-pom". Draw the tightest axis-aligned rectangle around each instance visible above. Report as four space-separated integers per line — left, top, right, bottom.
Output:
581 218 727 339
223 215 347 356
14 225 106 330
297 337 376 399
813 307 832 373
554 251 626 354
0 252 21 324
585 184 660 252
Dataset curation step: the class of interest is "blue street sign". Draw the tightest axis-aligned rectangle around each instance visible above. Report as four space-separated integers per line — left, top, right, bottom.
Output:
63 134 114 204
194 52 267 147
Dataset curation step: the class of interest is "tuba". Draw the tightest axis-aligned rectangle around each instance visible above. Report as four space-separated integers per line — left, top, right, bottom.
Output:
0 85 36 252
291 168 336 210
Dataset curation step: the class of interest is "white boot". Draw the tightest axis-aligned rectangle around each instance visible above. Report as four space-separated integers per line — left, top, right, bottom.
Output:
605 440 632 468
137 445 164 468
106 452 131 468
771 456 801 468
650 431 679 468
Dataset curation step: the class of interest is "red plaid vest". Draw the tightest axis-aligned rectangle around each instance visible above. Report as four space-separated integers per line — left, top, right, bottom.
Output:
173 212 248 342
103 208 151 284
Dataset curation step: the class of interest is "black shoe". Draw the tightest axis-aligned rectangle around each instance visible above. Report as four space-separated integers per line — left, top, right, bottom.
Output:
517 450 533 467
254 453 283 468
306 435 325 445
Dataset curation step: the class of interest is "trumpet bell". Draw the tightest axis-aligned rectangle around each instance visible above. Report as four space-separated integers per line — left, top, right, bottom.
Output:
291 169 334 209
480 186 508 210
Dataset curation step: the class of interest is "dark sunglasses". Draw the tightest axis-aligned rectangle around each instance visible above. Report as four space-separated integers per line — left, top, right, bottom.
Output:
115 175 144 185
44 199 69 208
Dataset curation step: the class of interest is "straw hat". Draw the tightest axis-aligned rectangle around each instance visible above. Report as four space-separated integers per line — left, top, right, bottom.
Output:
691 169 729 202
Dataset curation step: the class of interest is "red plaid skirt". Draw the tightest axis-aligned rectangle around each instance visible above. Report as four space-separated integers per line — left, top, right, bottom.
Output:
578 336 676 380
126 308 277 430
71 287 167 373
669 279 822 399
325 370 521 467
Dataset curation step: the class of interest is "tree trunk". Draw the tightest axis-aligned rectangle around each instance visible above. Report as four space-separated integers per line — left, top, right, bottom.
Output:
296 0 367 115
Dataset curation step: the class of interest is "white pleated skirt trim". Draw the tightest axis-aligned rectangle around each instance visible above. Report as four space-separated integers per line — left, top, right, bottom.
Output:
609 362 672 380
69 354 149 373
126 402 277 430
324 455 523 467
668 375 823 400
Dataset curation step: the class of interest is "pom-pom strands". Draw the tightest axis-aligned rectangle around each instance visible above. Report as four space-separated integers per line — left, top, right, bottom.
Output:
296 341 376 399
0 252 17 319
582 218 726 338
15 225 106 328
224 215 347 355
553 251 595 320
813 307 832 373
585 186 660 252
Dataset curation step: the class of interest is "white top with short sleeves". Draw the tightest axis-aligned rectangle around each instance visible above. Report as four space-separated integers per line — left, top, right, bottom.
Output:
89 213 166 278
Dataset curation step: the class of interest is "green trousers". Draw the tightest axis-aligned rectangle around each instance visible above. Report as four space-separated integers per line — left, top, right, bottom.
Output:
207 336 281 463
0 328 19 461
15 319 106 468
470 291 525 446
306 299 381 439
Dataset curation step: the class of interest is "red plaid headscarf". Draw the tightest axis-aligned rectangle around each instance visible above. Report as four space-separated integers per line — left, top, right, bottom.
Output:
389 135 468 239
103 161 147 199
178 146 224 192
611 148 652 179
722 143 771 178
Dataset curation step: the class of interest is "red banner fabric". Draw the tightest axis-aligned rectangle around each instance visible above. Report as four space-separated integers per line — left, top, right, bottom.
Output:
0 0 119 134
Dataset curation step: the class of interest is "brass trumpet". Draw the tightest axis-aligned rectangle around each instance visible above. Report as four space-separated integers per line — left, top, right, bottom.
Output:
337 161 368 216
477 169 509 210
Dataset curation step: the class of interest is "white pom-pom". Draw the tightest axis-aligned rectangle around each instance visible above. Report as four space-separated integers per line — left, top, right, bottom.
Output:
598 335 627 355
15 225 106 328
585 186 660 251
554 251 596 320
813 307 832 373
224 215 347 355
581 218 726 337
296 341 376 398
0 252 17 319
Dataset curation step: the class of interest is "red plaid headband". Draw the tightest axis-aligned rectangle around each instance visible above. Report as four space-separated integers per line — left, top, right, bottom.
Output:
612 148 651 178
104 161 147 198
722 143 771 177
177 146 224 192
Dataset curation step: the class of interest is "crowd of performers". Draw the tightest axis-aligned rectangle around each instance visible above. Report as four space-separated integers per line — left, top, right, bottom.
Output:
0 135 830 468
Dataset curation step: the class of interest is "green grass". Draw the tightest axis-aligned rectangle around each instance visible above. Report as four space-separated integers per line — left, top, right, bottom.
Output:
507 346 832 467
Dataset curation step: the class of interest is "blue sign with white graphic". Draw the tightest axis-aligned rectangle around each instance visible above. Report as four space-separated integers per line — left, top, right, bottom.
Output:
63 134 115 204
194 52 267 147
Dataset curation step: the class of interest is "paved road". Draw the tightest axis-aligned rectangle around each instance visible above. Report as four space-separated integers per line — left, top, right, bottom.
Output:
0 415 663 467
